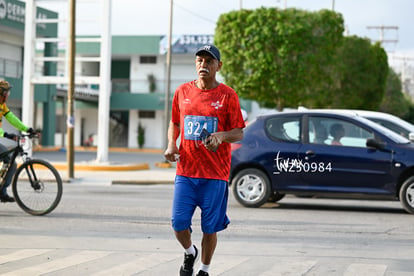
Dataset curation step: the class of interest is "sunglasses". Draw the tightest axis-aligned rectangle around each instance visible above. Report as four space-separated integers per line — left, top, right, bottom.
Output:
0 87 11 94
0 91 9 98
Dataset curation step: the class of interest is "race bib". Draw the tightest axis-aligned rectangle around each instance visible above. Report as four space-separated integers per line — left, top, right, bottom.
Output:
184 115 218 140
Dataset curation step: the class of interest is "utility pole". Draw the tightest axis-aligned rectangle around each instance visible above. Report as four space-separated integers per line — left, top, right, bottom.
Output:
163 0 173 151
67 0 75 178
366 25 398 51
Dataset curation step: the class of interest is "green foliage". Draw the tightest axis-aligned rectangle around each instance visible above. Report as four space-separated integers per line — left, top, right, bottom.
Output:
137 122 145 148
327 37 389 109
215 8 344 110
402 105 414 124
379 68 412 118
215 8 391 111
147 74 156 93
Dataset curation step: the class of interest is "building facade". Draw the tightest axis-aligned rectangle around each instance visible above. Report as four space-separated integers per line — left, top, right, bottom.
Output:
1 2 248 150
0 0 57 147
50 34 250 149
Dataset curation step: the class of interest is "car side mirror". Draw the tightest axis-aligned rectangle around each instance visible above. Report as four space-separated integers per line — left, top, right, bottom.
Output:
409 132 414 142
366 138 386 150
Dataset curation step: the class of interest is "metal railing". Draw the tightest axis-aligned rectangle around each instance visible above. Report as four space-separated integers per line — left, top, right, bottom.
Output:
112 78 188 93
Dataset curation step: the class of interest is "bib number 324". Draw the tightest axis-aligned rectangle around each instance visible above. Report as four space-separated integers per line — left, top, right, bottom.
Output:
184 115 218 140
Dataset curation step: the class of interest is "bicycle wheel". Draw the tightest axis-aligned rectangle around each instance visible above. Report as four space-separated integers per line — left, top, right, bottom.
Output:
12 159 63 216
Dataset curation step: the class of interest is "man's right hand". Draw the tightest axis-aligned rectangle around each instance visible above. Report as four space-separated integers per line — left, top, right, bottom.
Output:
4 132 17 141
164 145 180 162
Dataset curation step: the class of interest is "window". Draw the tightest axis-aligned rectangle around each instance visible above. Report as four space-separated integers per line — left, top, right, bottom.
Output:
138 110 155 119
139 56 157 64
309 116 374 148
265 116 301 142
0 58 22 78
55 115 65 133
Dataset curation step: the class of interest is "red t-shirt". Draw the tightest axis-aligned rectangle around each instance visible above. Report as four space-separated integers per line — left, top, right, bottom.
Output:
171 81 245 181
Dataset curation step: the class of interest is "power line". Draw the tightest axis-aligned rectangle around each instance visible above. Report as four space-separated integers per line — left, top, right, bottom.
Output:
366 25 398 51
173 2 217 25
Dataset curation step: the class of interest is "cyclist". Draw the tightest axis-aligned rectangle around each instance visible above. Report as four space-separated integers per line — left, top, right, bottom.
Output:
0 80 34 203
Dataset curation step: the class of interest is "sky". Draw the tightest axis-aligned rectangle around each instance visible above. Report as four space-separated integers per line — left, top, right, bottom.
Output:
36 0 414 64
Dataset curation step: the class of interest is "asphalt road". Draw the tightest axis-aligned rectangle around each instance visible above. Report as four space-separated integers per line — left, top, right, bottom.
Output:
0 183 413 275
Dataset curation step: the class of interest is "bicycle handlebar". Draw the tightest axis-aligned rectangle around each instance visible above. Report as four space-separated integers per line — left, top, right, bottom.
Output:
3 132 39 141
21 132 40 139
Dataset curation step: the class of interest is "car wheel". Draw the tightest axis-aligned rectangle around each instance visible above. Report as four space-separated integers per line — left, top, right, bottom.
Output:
231 168 272 208
399 176 414 214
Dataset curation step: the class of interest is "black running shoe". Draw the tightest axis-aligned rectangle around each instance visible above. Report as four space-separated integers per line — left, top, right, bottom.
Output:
179 245 199 276
196 270 209 276
0 194 15 203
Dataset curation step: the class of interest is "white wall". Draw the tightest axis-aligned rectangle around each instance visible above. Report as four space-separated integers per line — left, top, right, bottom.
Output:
128 109 164 149
78 108 99 145
52 107 99 148
130 55 165 93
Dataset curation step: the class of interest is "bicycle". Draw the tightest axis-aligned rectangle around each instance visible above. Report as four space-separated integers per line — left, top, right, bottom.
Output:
0 133 63 215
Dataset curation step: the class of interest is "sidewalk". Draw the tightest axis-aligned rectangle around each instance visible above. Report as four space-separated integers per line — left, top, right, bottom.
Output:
33 147 177 185
61 168 177 186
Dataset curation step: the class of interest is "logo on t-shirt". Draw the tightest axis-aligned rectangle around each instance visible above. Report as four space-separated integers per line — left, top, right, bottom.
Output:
211 101 223 110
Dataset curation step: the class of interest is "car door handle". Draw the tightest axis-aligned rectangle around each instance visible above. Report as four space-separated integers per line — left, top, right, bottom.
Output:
305 150 315 157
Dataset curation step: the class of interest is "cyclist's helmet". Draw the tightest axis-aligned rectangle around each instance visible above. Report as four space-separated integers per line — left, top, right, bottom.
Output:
0 80 11 96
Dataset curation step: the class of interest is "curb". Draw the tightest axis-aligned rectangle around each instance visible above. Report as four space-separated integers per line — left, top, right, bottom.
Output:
33 146 164 154
51 162 150 171
112 180 174 185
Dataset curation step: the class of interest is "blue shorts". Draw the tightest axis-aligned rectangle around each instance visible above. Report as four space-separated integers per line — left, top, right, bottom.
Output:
171 175 230 234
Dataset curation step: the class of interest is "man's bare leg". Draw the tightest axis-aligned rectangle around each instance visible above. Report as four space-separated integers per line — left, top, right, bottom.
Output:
175 229 192 249
201 232 217 265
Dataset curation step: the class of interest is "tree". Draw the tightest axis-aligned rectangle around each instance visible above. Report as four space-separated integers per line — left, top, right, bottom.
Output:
215 8 344 110
379 67 412 118
328 36 388 109
137 122 145 148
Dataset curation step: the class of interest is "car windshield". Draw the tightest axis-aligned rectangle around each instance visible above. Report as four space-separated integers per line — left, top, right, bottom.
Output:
363 118 410 144
364 116 414 140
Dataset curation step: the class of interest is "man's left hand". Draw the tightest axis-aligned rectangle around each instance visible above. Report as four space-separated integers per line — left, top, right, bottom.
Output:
204 133 222 151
